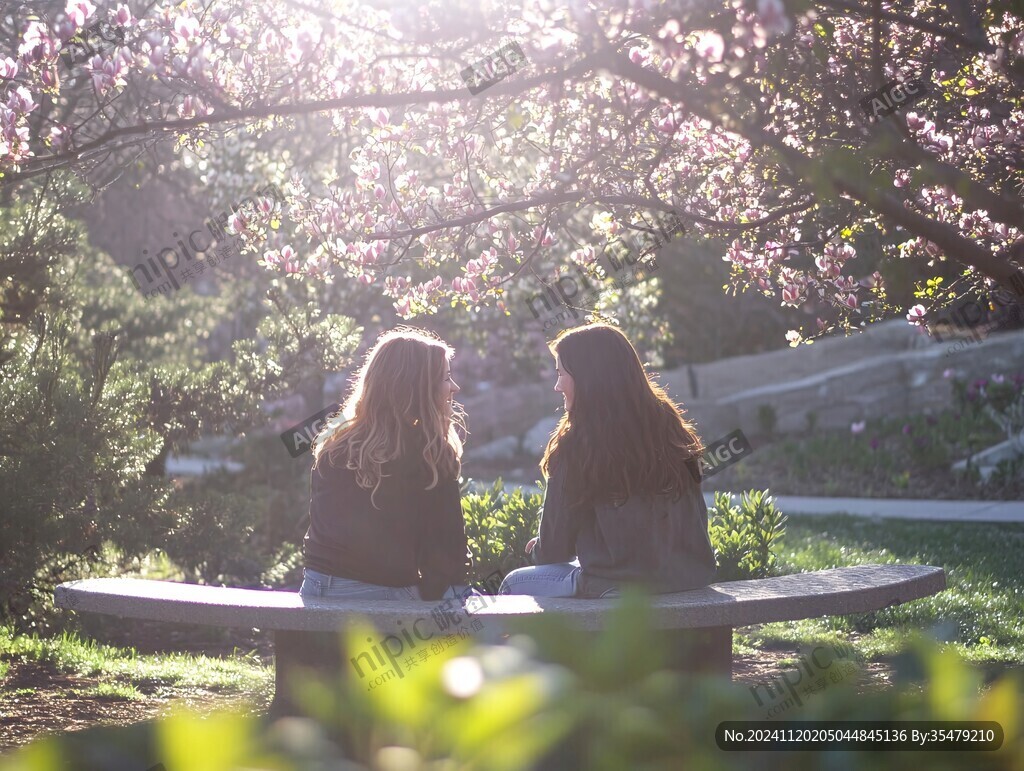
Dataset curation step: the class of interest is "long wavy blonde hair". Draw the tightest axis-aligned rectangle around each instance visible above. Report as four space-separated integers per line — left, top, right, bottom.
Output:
312 327 465 505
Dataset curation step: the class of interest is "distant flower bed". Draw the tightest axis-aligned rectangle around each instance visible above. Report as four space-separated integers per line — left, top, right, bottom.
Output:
948 369 1024 456
708 370 1024 500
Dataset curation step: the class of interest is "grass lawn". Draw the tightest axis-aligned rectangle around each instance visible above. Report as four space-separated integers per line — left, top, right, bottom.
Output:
0 621 274 751
738 513 1024 672
0 626 272 702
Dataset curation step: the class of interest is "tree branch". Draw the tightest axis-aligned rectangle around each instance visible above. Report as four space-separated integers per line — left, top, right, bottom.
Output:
3 53 605 187
817 0 993 53
867 120 1024 229
608 53 1024 298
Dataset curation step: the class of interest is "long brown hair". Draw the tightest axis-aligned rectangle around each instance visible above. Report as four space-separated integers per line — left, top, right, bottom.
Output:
540 323 705 506
313 327 465 505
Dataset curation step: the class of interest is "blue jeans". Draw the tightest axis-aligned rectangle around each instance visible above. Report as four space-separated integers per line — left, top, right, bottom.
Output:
299 568 474 601
499 561 581 597
498 560 622 599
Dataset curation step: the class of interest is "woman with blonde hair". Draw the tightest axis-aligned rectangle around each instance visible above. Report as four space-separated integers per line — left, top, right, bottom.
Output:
499 323 717 598
300 327 472 601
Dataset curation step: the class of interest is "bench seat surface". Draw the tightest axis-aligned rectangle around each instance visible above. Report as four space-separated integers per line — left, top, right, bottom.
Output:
54 564 945 632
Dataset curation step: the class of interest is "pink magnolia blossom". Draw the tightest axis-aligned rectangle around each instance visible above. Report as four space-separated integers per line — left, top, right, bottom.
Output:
815 256 841 278
85 54 125 95
756 0 792 37
19 22 58 62
695 31 724 62
0 58 19 80
65 1 96 29
280 246 300 273
228 210 250 235
7 86 37 114
40 67 59 89
257 195 276 215
906 304 927 325
386 276 409 294
173 15 200 44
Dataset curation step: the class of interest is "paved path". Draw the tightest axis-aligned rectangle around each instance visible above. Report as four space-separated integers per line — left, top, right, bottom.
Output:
166 455 244 475
703 492 1024 523
167 466 1024 524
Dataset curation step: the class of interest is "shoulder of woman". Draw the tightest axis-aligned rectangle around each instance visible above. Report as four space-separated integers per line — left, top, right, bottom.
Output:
311 455 356 488
545 457 569 487
684 455 703 485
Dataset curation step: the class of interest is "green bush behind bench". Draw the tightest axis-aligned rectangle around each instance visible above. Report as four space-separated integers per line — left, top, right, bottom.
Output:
461 479 786 586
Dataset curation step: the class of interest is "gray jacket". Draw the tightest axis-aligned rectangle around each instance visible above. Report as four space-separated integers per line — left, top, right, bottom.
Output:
534 459 718 598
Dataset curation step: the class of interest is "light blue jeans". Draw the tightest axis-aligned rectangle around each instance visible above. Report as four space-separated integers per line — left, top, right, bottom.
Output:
499 560 581 597
498 560 622 599
299 568 474 601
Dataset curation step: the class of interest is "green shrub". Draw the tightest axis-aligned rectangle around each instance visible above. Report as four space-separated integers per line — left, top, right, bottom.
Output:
161 432 314 588
708 489 787 581
756 403 778 437
461 478 543 584
463 480 788 586
0 198 359 626
0 307 169 633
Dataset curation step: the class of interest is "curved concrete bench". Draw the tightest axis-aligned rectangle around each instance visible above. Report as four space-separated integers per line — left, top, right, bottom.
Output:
54 564 946 717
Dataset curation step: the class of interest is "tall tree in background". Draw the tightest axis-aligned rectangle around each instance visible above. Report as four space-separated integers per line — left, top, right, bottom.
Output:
0 172 360 629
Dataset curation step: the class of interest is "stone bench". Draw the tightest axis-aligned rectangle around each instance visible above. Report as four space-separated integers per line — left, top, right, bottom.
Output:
54 564 946 717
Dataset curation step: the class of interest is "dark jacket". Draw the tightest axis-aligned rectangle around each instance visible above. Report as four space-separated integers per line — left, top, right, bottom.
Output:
302 436 472 601
534 458 717 598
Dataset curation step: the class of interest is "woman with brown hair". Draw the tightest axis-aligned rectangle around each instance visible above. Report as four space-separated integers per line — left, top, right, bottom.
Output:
499 323 717 598
300 327 473 602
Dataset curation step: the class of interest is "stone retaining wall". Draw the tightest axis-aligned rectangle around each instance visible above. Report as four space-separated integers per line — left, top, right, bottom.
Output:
463 319 1024 456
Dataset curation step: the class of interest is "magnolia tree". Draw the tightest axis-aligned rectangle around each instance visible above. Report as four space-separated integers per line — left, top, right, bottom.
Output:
3 0 1023 344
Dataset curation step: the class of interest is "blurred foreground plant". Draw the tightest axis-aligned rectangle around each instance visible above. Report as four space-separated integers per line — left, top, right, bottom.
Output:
1 590 1021 770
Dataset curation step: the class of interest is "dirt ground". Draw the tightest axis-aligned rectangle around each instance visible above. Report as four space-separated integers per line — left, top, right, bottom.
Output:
0 659 268 752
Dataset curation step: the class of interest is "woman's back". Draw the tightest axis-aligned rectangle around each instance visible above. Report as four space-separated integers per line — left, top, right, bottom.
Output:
303 441 471 601
535 459 717 598
579 479 717 597
300 327 471 602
